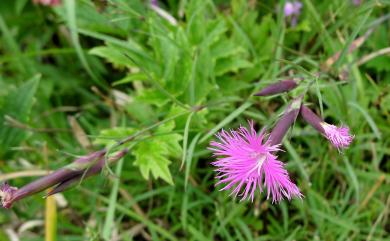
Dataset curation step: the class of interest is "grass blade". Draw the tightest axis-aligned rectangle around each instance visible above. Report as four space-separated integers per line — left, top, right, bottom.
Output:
102 157 124 240
64 0 104 88
348 101 381 139
199 102 252 143
181 112 195 170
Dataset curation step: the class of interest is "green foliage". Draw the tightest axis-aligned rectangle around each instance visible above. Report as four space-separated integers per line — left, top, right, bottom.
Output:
133 121 182 185
0 75 40 157
0 0 389 240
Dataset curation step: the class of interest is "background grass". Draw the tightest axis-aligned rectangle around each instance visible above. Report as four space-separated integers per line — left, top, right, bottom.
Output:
0 0 389 240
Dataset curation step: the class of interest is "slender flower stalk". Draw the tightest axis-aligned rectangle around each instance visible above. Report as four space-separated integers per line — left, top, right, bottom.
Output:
0 149 127 209
300 105 354 150
209 120 302 203
254 80 298 97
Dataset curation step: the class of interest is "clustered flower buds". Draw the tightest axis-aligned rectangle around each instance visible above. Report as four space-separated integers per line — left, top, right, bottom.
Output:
210 77 354 203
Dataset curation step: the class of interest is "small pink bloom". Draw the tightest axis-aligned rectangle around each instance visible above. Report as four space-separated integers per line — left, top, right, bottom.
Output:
209 121 302 203
320 123 354 150
283 1 302 26
33 0 61 6
284 1 302 17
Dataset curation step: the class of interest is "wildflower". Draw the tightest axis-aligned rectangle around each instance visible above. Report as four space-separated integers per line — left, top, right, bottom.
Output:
209 121 302 203
283 1 302 27
352 0 362 6
300 105 354 149
254 79 298 97
33 0 61 6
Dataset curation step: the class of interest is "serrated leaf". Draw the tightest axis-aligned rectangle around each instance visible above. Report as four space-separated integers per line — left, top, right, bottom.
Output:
137 89 171 107
210 38 244 60
133 122 182 184
215 58 253 76
113 73 148 86
89 45 133 68
94 127 136 148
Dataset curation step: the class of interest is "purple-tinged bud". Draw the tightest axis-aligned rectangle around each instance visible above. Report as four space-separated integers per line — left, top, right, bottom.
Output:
269 96 303 145
0 150 106 208
300 105 354 150
0 182 17 209
255 80 298 96
300 105 324 133
47 158 105 197
47 149 128 197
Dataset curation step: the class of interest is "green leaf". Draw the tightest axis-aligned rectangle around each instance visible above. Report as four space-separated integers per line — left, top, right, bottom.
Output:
94 127 136 148
0 75 40 158
113 73 148 86
215 58 253 76
89 45 134 68
133 121 182 184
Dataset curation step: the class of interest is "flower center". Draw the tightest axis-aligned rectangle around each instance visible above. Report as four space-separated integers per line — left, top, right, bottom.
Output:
249 154 266 175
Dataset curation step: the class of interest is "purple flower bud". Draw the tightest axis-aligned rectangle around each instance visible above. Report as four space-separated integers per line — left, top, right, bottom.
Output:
300 105 354 150
352 0 362 6
255 80 298 96
47 149 128 197
47 158 105 196
269 96 303 146
0 150 107 208
0 182 17 209
300 105 324 133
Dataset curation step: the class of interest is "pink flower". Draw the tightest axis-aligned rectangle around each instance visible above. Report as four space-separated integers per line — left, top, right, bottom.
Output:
300 106 354 150
209 121 302 203
321 123 354 150
283 1 302 26
33 0 61 6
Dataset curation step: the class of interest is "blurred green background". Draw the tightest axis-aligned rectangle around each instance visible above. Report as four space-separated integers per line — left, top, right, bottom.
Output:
0 0 389 240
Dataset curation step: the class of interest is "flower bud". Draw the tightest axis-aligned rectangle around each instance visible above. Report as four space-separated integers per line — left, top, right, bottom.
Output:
269 96 303 145
255 80 298 96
